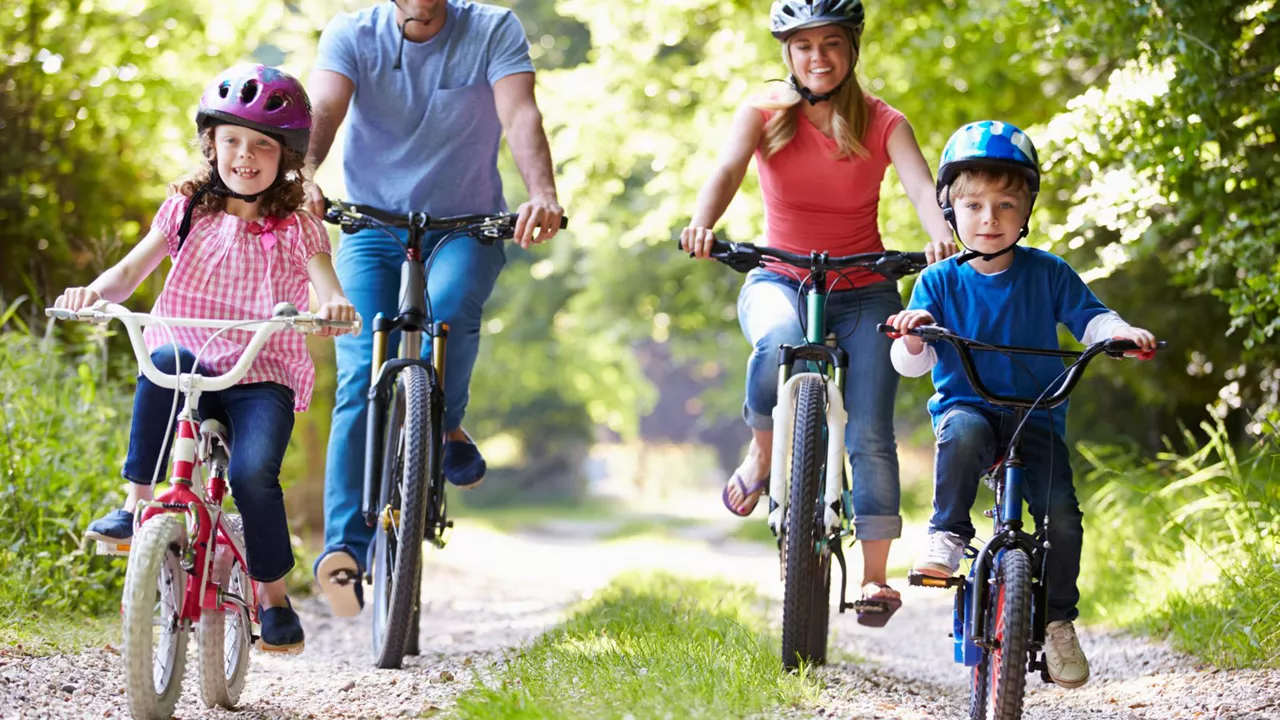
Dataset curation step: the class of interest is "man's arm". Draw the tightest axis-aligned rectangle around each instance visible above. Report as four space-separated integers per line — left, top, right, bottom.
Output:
493 71 563 248
302 70 355 217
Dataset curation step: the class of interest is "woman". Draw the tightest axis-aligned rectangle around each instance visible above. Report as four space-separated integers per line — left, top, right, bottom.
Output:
680 0 956 624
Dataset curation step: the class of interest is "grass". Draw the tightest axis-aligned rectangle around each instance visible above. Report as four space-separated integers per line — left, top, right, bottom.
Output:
451 572 820 719
0 613 118 656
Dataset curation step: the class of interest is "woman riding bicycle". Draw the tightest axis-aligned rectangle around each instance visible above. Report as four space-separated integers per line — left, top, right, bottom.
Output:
680 0 956 622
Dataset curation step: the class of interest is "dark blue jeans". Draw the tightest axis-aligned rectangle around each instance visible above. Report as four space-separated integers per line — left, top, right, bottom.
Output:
124 347 296 583
930 404 1083 622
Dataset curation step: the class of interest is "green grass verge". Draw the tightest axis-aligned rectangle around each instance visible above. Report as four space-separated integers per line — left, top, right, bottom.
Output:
0 613 117 656
452 573 820 719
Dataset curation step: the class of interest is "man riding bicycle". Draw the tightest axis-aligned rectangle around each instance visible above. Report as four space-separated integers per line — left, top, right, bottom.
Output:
305 0 564 616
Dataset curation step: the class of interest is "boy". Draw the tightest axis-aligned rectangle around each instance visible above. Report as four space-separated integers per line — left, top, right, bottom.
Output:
884 120 1157 688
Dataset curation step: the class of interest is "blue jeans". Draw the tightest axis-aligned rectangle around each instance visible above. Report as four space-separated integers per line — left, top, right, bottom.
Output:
930 404 1083 622
737 269 905 540
323 227 505 567
124 347 296 582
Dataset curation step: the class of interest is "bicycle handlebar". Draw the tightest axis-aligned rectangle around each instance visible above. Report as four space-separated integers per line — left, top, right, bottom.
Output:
46 301 361 393
679 238 928 280
875 323 1166 409
323 198 568 241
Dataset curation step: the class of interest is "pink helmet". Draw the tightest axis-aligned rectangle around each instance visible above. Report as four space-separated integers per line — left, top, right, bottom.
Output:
196 64 312 155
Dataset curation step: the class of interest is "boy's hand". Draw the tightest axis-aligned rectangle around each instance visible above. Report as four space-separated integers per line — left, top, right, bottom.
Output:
1112 326 1158 360
54 287 102 311
885 310 935 354
317 296 357 337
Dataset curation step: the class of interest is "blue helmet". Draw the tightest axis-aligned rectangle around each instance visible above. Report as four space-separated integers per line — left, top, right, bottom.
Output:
937 120 1040 199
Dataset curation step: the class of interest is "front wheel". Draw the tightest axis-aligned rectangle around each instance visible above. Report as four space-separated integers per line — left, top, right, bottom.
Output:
973 548 1032 720
122 514 189 720
781 375 829 671
370 364 432 669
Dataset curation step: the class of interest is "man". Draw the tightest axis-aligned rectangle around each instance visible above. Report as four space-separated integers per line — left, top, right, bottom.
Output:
306 0 564 616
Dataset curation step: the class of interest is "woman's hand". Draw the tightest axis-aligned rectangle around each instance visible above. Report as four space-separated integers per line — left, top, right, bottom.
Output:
924 236 958 265
54 286 103 311
316 296 357 337
680 226 717 259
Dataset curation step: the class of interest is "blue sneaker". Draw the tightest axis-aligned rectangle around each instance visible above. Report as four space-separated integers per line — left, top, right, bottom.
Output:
256 597 304 654
443 440 486 489
85 509 133 543
314 549 363 618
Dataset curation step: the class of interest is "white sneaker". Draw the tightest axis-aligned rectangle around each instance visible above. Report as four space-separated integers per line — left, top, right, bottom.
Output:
913 531 966 578
1045 620 1091 688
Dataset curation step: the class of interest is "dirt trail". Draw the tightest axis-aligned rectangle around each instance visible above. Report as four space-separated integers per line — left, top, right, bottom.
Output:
2 506 1276 719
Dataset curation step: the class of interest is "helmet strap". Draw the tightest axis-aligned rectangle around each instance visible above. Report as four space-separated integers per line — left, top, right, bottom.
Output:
941 184 1030 266
790 74 849 105
392 1 434 70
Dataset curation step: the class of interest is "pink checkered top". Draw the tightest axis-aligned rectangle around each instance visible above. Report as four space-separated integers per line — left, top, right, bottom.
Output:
142 194 332 411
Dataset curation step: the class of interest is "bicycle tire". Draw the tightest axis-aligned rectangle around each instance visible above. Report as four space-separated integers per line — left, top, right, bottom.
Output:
969 647 990 719
807 552 832 664
197 542 251 709
781 375 828 670
122 514 188 720
980 548 1032 720
370 364 432 669
405 573 422 656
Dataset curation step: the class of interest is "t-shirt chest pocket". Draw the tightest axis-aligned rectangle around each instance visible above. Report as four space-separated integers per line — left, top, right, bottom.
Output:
425 82 498 139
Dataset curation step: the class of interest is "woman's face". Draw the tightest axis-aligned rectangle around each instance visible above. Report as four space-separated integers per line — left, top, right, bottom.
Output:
787 25 854 94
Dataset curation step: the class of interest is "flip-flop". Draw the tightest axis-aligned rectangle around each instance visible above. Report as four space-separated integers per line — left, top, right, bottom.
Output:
722 471 769 517
853 581 902 628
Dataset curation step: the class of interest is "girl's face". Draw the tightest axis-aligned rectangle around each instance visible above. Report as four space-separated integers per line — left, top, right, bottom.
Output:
787 25 854 95
951 185 1030 255
214 124 281 198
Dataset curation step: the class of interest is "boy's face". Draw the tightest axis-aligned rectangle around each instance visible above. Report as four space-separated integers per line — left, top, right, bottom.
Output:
214 124 281 198
951 183 1030 256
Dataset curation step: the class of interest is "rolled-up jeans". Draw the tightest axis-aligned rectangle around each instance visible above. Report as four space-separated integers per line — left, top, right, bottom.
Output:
737 268 905 540
323 227 505 568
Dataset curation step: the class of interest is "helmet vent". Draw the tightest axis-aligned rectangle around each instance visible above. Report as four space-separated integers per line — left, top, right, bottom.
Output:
240 79 260 105
264 92 286 112
217 80 232 99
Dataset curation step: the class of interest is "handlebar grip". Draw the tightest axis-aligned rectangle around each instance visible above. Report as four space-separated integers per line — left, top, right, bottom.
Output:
46 308 78 321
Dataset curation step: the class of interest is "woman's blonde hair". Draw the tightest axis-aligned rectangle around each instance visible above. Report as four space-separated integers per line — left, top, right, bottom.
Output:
171 127 307 220
756 25 870 161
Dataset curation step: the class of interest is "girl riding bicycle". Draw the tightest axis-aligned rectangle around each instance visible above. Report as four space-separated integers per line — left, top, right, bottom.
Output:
53 64 356 653
680 0 956 623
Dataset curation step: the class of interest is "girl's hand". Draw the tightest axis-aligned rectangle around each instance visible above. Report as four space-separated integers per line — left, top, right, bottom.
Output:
680 226 717 259
885 310 935 354
54 287 102 311
1112 326 1158 359
317 296 357 337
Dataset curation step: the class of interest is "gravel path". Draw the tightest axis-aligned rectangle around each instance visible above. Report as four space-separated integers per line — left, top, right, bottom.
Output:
2 509 1276 719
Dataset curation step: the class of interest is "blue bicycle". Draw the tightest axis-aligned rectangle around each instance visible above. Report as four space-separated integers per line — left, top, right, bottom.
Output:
878 323 1163 720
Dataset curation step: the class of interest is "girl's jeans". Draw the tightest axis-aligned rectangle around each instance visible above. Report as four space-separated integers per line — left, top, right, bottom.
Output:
737 269 904 540
124 346 296 583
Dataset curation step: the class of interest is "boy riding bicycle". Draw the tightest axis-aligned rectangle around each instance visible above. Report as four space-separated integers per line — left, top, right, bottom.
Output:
884 120 1157 689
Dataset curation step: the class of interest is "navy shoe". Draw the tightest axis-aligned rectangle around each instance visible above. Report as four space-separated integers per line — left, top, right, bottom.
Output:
314 549 363 618
443 440 486 489
85 509 133 543
257 597 304 654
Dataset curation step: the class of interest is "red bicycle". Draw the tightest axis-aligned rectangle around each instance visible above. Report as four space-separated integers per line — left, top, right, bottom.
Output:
47 301 357 719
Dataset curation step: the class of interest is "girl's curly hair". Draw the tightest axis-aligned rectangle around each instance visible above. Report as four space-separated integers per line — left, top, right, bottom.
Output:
170 126 307 219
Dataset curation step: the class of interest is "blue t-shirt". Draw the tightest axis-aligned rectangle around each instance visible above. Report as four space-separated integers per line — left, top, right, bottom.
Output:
315 0 534 216
907 246 1110 434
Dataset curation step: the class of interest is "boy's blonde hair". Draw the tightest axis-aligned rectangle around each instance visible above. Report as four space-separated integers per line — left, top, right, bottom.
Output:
941 168 1031 207
172 127 307 219
755 26 870 161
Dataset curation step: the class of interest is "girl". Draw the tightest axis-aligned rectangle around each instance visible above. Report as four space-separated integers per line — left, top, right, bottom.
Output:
680 0 956 625
54 64 356 653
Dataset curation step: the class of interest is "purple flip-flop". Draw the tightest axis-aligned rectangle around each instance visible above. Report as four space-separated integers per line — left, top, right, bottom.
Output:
722 472 769 517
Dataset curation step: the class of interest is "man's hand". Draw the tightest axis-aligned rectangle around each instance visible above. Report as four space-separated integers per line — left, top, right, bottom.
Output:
303 181 326 219
513 196 563 249
885 310 936 354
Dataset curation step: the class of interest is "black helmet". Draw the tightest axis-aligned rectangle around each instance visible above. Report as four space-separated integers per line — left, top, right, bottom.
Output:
770 0 865 40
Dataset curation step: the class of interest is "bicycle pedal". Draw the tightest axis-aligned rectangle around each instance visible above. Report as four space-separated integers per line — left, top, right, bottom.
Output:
907 571 964 589
94 539 130 556
848 599 889 613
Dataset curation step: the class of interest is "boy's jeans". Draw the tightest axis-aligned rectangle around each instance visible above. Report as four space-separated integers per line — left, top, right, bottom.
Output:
124 347 296 583
930 403 1083 622
737 269 904 541
324 227 505 568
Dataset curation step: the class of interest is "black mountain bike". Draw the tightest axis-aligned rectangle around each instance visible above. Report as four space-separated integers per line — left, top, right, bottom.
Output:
685 239 926 669
879 323 1163 719
324 199 565 669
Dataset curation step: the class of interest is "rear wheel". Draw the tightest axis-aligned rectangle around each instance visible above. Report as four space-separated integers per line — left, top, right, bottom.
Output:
122 514 188 720
781 375 829 671
370 365 432 669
